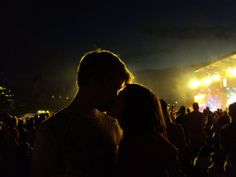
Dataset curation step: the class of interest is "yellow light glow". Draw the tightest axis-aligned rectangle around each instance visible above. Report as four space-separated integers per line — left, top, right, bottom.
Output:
223 78 227 87
37 110 50 114
194 94 206 102
189 80 201 89
227 93 236 106
227 68 236 77
202 77 212 86
231 54 236 59
212 74 221 81
0 86 5 90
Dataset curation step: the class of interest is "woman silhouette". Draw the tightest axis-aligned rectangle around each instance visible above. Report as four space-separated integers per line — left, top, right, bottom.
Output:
113 84 183 177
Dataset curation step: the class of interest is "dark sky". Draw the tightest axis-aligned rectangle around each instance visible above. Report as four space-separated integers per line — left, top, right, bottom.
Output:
2 0 236 79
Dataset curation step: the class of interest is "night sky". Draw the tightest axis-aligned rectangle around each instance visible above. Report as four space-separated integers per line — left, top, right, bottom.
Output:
2 0 236 80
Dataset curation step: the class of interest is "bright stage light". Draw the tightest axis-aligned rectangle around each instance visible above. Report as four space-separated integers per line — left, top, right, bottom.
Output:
231 54 236 59
189 80 201 89
226 92 236 106
37 110 50 114
223 78 227 87
194 94 206 111
227 68 236 77
212 74 221 81
194 94 206 101
202 77 212 86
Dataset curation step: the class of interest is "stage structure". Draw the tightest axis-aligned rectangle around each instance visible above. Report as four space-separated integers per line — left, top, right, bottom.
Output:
188 51 236 111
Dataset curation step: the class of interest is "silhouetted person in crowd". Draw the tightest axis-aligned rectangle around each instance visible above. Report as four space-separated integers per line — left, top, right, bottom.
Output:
18 119 28 143
112 84 183 177
193 146 213 177
161 100 187 155
26 117 36 147
208 151 225 177
220 102 236 177
30 49 133 177
203 108 214 143
2 115 20 177
212 109 230 156
18 119 32 177
175 106 188 143
186 102 205 161
186 108 191 115
18 142 32 177
160 99 187 174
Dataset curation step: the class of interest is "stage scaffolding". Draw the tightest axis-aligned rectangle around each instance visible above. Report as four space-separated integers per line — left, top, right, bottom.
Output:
188 51 236 111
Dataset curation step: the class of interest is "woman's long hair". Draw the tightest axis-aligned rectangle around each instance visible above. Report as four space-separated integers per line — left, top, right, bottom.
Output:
118 84 166 136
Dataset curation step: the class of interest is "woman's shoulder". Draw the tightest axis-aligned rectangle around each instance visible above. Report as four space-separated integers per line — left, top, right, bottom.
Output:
153 133 178 155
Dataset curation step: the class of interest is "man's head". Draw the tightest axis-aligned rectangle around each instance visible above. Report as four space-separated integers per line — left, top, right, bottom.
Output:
179 106 186 114
192 102 199 111
77 49 133 111
228 102 236 122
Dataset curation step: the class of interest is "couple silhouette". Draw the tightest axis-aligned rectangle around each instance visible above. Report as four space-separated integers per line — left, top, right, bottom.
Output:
30 49 182 177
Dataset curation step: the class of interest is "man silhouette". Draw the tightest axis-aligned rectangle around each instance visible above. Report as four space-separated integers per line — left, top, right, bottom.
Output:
186 102 205 160
221 102 236 176
30 49 133 177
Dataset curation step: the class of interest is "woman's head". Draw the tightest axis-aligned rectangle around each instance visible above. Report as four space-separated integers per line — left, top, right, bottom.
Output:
116 84 165 135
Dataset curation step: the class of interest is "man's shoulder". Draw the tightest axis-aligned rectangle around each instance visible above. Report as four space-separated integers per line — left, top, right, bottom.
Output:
90 109 118 128
191 111 203 116
88 109 114 122
155 133 178 156
188 111 203 120
39 108 71 131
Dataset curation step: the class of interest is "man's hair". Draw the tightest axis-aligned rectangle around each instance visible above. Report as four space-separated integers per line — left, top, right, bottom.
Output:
77 49 133 88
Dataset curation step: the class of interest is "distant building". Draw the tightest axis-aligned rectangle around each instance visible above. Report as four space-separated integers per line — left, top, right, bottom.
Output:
0 86 15 114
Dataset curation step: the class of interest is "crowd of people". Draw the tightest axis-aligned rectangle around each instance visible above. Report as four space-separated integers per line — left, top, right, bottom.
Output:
0 113 49 177
0 49 236 177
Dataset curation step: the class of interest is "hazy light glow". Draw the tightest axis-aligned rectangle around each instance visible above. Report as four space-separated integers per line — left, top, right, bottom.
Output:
194 94 206 101
194 94 207 111
188 74 222 89
202 77 212 86
0 86 6 90
189 80 201 89
226 68 236 77
227 92 236 106
37 110 50 114
223 78 227 87
212 74 221 81
231 54 236 59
